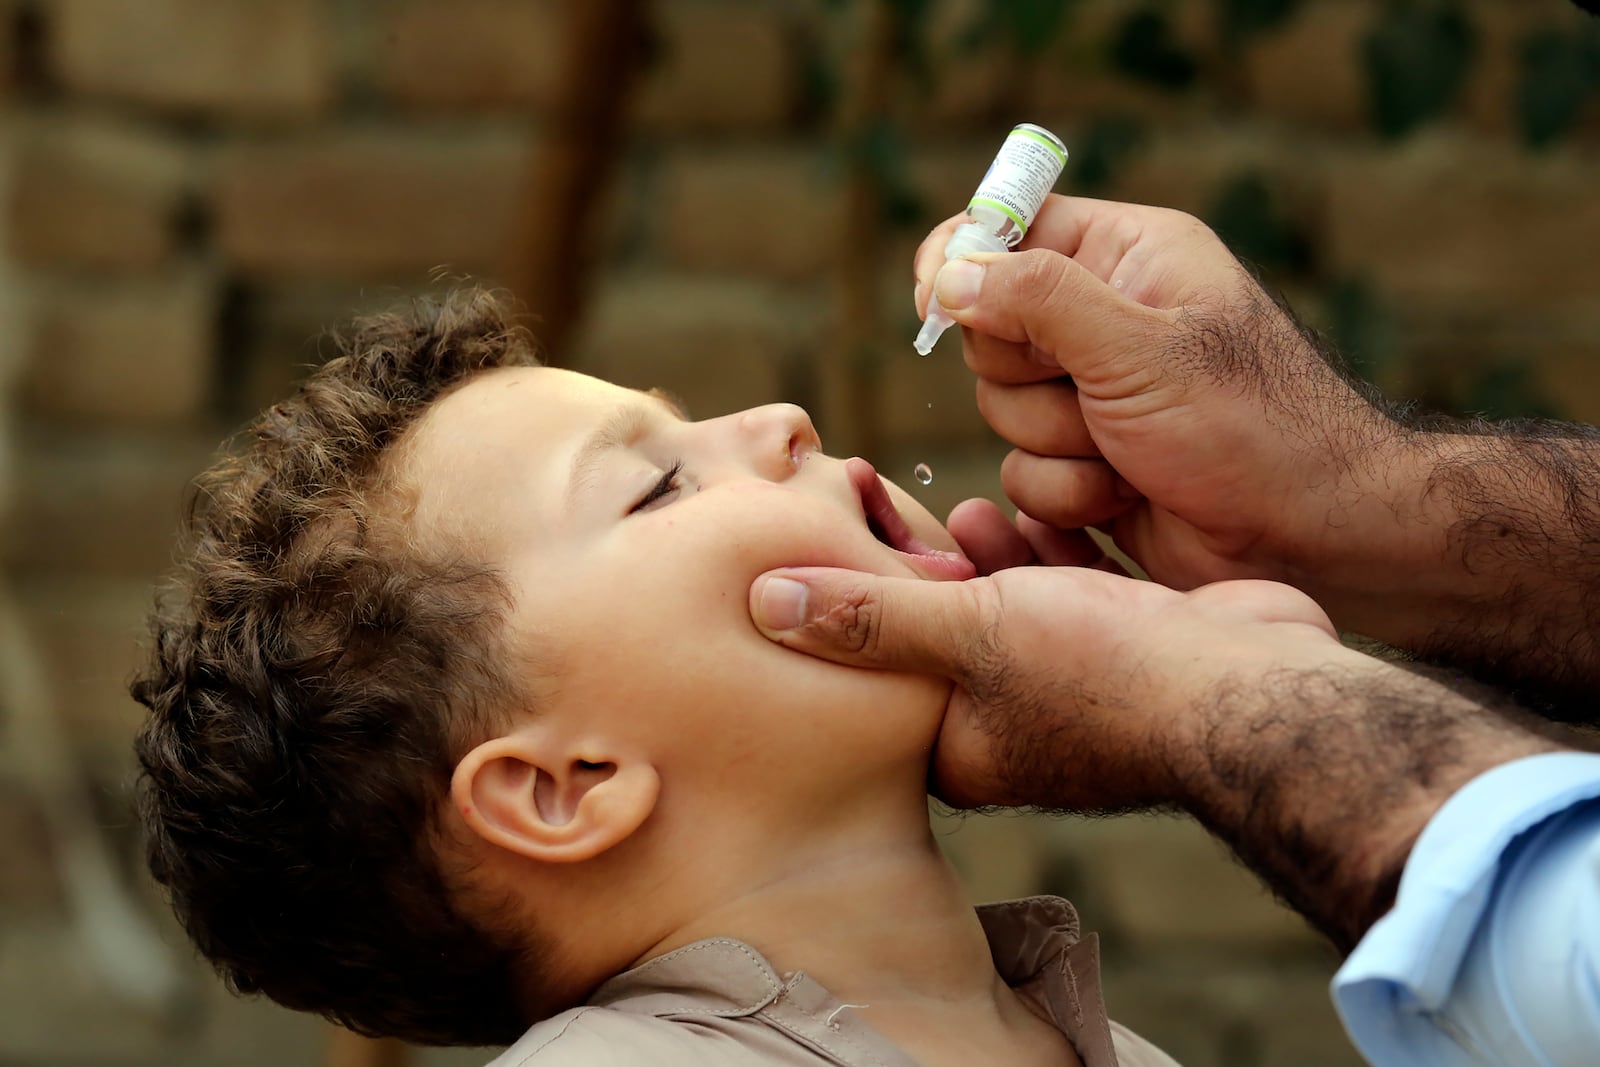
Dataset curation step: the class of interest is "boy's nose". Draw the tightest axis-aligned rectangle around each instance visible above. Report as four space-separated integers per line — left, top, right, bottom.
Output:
739 403 821 480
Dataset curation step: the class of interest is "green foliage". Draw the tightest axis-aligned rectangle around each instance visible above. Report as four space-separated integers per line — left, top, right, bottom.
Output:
1206 173 1312 276
958 0 1083 58
1463 361 1561 421
1068 115 1149 193
1362 1 1477 140
1218 0 1304 49
993 0 1080 57
854 119 926 228
1110 7 1199 90
1515 24 1600 150
1324 277 1396 383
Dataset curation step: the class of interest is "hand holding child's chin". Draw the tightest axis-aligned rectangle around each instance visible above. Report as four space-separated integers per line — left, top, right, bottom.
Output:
749 526 1351 813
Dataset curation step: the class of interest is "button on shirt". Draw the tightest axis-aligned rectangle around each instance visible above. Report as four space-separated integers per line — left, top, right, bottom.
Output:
488 896 1181 1066
1334 751 1600 1066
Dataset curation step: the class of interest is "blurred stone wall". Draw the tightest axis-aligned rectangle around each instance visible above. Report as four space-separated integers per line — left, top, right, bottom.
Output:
2 1 1598 1065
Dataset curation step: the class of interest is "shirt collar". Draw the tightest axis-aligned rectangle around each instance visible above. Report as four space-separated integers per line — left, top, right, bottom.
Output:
586 896 1122 1067
588 895 1086 1018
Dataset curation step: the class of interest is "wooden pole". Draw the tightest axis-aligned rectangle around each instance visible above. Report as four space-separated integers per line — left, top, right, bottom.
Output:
507 0 648 365
820 1 901 461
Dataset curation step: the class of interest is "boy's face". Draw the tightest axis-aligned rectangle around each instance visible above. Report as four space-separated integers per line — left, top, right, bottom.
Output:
406 367 975 809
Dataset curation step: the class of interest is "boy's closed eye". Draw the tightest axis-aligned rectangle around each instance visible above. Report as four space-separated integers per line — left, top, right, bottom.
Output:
630 461 685 514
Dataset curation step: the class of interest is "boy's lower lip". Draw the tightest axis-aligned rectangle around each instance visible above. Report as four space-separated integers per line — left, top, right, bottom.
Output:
845 457 977 582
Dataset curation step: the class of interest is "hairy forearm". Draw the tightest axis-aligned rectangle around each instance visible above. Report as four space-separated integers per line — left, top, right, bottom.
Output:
1299 422 1600 717
1177 654 1564 953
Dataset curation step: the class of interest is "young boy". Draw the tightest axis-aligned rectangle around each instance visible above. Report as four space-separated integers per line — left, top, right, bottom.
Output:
132 289 1179 1066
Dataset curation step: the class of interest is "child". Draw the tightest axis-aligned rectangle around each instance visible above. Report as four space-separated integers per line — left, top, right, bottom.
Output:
132 289 1179 1066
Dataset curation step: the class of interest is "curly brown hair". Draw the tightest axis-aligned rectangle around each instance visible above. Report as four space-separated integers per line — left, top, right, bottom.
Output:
132 289 547 1046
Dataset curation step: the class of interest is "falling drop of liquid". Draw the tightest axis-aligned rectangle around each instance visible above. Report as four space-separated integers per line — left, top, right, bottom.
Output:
927 402 933 409
913 463 933 486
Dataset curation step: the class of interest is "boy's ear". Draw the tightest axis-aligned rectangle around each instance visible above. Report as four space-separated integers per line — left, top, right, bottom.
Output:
451 728 659 864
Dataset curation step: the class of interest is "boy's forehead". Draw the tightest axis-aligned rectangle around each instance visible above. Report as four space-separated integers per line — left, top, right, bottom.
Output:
401 367 616 535
418 366 617 455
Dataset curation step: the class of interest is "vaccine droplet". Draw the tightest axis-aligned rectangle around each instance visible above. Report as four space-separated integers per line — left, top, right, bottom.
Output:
1113 278 1126 289
913 463 933 486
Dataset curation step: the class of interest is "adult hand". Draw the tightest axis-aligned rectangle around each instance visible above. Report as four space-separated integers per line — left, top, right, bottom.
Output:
916 195 1600 709
748 559 1564 951
750 546 1340 809
914 196 1404 621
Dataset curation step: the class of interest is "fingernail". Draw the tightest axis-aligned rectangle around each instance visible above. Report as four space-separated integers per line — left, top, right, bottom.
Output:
935 258 984 311
756 576 809 632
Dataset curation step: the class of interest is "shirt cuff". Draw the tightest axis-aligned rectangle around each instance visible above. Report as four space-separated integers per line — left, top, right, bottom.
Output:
1331 751 1600 1065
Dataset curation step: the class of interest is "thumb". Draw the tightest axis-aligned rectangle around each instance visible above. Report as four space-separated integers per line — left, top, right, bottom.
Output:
749 568 981 678
934 249 1164 383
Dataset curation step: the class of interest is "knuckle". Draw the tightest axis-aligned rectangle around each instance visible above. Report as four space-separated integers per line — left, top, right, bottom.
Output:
819 584 880 656
1011 249 1070 306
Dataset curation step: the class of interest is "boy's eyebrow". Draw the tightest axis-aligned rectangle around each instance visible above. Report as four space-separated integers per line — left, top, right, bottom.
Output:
565 390 685 509
646 387 688 420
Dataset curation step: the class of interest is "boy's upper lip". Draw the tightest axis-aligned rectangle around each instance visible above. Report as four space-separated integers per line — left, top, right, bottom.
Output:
844 458 976 582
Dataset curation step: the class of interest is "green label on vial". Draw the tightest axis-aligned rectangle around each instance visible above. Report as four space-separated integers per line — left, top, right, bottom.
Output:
967 127 1068 240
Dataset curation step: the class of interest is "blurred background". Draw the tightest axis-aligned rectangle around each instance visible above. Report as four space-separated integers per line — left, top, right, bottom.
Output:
2 1 1599 1065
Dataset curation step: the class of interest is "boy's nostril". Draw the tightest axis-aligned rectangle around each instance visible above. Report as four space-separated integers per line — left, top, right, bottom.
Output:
787 429 814 470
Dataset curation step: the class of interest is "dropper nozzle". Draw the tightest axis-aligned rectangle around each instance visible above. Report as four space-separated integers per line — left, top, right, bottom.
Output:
914 299 955 356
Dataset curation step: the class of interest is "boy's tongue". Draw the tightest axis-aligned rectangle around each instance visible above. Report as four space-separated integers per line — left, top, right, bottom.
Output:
846 458 977 581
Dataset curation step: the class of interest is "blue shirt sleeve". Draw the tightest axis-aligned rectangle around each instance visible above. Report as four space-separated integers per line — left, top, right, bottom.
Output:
1332 751 1600 1066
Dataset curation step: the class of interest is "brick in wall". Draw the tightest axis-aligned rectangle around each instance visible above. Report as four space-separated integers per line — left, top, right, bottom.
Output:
905 142 1016 225
48 0 331 119
23 270 215 423
0 781 61 916
8 114 191 271
1325 134 1600 311
381 0 800 127
1026 0 1216 131
1458 1 1600 137
1107 127 1327 226
567 273 797 417
226 282 387 419
1 424 219 580
1068 814 1322 950
633 0 800 132
214 129 533 279
1243 0 1374 133
380 0 564 112
1101 960 1361 1067
11 577 158 773
657 146 842 280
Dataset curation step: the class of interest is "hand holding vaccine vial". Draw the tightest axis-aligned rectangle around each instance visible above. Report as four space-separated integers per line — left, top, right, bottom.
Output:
914 124 1068 356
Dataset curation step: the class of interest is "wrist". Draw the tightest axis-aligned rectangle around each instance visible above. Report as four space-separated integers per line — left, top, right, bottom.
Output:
1141 599 1372 797
1273 425 1477 646
1173 652 1562 950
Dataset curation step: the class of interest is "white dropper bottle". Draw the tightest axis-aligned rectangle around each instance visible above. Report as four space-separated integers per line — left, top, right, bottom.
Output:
914 123 1068 356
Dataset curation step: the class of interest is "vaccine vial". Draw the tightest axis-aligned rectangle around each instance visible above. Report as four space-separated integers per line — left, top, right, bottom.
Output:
914 123 1068 355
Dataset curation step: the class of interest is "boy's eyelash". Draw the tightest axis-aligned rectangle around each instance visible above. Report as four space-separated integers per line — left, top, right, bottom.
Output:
630 461 683 513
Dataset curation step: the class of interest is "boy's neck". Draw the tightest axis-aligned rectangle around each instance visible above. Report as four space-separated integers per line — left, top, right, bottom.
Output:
632 815 1080 1067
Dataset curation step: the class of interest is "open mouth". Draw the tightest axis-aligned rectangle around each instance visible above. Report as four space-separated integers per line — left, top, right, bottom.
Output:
846 458 976 581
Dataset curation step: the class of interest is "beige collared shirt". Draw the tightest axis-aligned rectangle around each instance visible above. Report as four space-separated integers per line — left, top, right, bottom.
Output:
487 896 1181 1066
